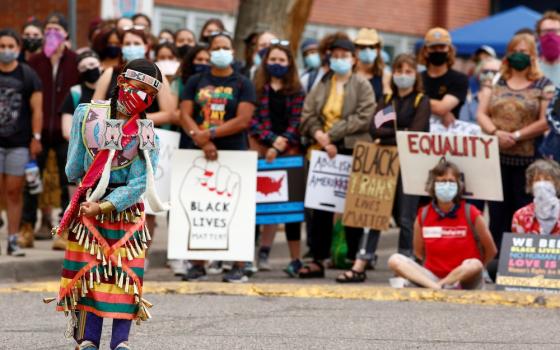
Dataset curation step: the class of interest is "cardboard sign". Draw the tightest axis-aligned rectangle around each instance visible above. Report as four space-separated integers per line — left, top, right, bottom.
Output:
496 233 560 293
256 156 305 225
144 128 180 216
167 150 257 261
343 142 399 230
396 131 503 201
304 150 352 213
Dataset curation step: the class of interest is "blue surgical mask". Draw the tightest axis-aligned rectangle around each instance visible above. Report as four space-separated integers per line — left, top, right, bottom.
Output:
330 57 352 75
253 52 262 67
358 48 377 64
122 45 145 62
266 64 289 78
434 181 458 203
393 74 416 89
210 49 233 68
304 53 321 69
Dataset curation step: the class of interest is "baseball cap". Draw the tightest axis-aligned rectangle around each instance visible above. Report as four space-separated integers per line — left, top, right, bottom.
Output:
45 12 68 32
475 45 497 58
330 38 355 52
300 38 319 54
354 28 381 46
424 27 451 47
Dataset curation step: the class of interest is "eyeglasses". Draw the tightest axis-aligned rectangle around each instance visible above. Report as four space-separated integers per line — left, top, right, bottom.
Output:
209 31 233 39
270 39 290 47
121 25 146 32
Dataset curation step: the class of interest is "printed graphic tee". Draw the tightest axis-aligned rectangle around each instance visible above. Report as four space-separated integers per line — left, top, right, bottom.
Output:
0 63 42 148
182 71 256 150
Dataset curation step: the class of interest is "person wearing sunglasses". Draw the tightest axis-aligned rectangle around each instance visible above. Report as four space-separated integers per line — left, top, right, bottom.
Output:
47 58 168 350
353 28 391 103
179 32 257 283
249 31 278 79
388 160 496 290
458 57 501 124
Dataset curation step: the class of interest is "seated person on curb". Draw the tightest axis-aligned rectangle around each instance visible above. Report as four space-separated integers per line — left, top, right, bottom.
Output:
512 159 560 235
388 160 497 289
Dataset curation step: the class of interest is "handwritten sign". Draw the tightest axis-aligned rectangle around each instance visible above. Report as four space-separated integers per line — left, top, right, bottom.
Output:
343 142 399 230
396 131 503 201
257 156 305 225
304 150 352 213
496 233 560 293
168 150 257 261
144 128 180 216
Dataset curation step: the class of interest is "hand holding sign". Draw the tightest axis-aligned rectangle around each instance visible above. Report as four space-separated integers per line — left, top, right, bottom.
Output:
179 157 241 250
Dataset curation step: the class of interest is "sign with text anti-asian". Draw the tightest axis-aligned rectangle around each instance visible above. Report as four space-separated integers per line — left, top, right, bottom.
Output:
168 150 257 261
396 131 503 201
343 142 399 230
496 233 560 293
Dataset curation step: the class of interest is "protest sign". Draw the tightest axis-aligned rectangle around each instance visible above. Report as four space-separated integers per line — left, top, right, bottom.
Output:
343 142 399 230
304 150 352 213
256 156 305 225
144 128 180 216
496 233 560 293
167 150 257 261
396 131 503 201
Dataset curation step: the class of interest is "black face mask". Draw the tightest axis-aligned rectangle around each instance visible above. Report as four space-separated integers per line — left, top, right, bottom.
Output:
80 68 101 84
427 51 448 66
23 37 43 52
177 45 190 58
104 45 121 59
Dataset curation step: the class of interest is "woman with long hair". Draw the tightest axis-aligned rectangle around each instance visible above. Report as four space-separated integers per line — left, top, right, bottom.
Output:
353 28 391 102
48 58 167 350
250 42 305 276
477 33 555 253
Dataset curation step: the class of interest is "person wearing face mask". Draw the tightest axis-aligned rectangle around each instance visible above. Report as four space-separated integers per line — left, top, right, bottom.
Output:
420 27 468 129
477 33 555 255
179 32 256 283
299 38 375 278
174 28 197 59
92 27 121 71
387 160 497 289
249 31 278 79
154 42 179 81
353 28 391 103
19 19 43 63
459 57 501 124
198 18 226 44
536 11 560 87
45 58 166 350
250 43 306 276
336 54 431 283
299 38 323 94
0 29 43 256
24 13 79 243
512 160 560 235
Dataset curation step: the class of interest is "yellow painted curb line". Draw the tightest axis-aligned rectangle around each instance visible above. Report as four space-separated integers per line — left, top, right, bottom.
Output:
0 281 557 308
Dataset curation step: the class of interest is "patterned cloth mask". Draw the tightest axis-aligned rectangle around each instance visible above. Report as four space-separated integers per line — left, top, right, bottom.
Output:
117 86 154 116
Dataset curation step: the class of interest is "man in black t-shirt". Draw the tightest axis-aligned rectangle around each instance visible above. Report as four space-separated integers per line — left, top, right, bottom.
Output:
0 29 42 256
420 27 469 128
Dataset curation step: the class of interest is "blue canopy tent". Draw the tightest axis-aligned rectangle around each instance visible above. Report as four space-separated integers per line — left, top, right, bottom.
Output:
415 6 542 57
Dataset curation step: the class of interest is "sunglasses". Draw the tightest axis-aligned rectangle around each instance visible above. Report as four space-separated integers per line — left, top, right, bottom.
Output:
209 31 233 39
121 25 146 32
270 39 290 47
356 45 379 50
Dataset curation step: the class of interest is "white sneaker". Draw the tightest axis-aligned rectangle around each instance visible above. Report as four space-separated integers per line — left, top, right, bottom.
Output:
389 277 411 289
169 260 190 276
207 261 223 275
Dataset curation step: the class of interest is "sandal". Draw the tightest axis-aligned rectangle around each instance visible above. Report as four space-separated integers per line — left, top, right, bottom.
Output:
336 270 366 283
298 261 325 279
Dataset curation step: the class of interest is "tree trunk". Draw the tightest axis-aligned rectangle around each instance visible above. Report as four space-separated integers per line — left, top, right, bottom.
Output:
233 0 314 60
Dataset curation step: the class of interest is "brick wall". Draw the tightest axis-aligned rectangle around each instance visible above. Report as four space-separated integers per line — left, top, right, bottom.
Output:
2 0 101 48
156 0 238 14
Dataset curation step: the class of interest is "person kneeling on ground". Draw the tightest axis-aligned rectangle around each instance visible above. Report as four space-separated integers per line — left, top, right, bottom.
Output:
388 160 497 289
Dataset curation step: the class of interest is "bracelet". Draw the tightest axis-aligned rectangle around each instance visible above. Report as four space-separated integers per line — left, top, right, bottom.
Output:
209 127 217 140
98 201 116 215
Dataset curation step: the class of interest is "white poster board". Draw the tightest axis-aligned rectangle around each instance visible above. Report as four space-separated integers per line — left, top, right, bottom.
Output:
304 150 352 213
396 131 503 201
145 128 180 216
168 150 257 261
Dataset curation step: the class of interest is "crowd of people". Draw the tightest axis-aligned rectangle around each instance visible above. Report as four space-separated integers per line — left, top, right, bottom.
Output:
1 10 560 291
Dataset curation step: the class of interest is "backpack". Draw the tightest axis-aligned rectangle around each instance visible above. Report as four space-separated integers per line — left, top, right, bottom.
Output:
383 92 424 109
419 203 484 257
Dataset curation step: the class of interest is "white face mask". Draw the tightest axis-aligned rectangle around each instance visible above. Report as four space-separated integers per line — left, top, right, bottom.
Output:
533 180 560 234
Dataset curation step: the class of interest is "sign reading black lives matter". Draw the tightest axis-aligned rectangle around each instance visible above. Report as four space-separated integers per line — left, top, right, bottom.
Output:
343 142 399 230
496 233 560 293
396 131 503 201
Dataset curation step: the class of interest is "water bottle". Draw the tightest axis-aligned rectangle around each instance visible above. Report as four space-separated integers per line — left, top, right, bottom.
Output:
25 160 43 195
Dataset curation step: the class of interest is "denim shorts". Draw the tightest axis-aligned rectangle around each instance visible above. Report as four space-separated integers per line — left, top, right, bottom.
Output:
0 147 29 176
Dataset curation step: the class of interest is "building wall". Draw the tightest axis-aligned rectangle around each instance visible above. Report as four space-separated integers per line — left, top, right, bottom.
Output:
3 0 101 49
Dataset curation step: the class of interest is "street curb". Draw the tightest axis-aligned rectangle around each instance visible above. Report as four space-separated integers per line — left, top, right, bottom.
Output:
1 281 557 309
0 248 168 282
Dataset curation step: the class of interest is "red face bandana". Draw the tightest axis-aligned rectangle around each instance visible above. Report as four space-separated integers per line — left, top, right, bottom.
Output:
117 85 154 115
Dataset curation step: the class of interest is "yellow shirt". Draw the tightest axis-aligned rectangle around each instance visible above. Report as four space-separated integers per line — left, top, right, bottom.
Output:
322 75 344 131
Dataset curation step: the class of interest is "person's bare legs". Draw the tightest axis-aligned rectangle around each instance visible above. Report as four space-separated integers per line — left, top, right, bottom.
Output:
438 259 483 289
5 175 25 236
388 253 441 289
260 224 277 248
287 240 300 261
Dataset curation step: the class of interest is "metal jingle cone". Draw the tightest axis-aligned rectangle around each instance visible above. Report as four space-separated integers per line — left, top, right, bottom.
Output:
118 271 125 288
78 227 86 246
81 277 87 297
142 241 148 250
129 239 139 258
125 243 133 261
133 235 142 255
135 207 141 217
108 257 113 275
114 269 120 286
110 211 114 223
42 297 56 304
97 245 102 261
84 233 90 250
117 253 122 268
89 271 94 289
100 213 104 224
125 276 130 293
145 224 151 241
63 296 69 312
95 267 101 284
72 222 80 234
116 212 121 222
90 239 96 255
103 265 108 280
133 282 139 296
141 225 147 243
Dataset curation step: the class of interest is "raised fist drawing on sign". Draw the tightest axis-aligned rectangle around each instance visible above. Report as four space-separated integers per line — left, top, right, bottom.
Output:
179 157 241 250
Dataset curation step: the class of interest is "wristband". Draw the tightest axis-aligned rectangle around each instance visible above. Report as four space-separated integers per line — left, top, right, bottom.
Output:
272 146 282 154
99 201 116 215
209 127 217 140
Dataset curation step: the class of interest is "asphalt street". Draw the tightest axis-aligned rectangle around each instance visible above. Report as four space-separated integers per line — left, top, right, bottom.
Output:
1 292 559 350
